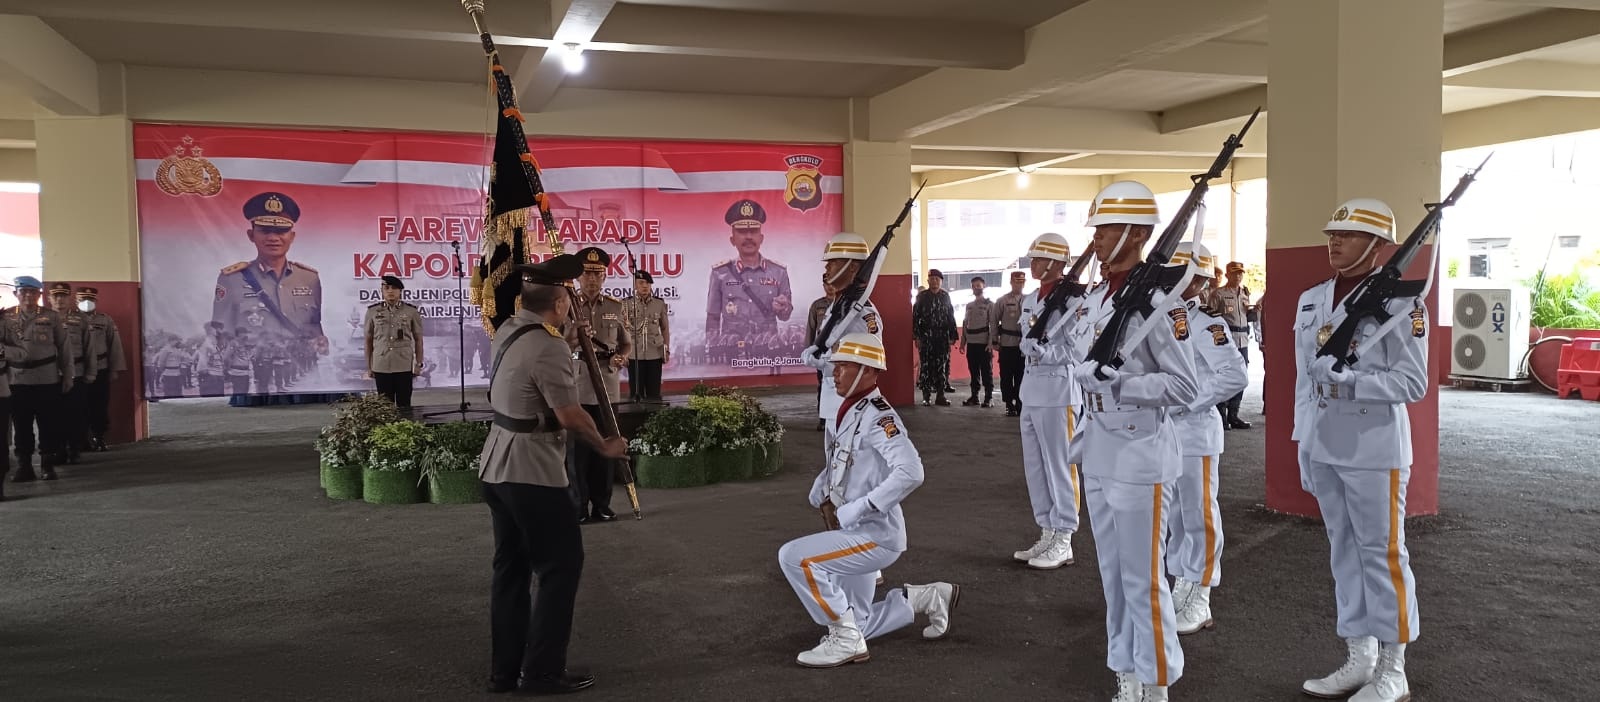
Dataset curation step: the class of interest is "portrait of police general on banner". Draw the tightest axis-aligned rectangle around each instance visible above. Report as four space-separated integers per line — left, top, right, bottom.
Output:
133 125 841 399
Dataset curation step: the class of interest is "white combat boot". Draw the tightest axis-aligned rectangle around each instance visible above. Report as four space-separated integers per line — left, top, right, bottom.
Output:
1170 579 1194 613
1139 684 1169 701
795 609 869 668
1176 585 1214 635
905 582 961 639
1027 531 1074 569
1111 672 1141 702
1013 528 1056 562
1302 636 1379 698
1350 643 1410 702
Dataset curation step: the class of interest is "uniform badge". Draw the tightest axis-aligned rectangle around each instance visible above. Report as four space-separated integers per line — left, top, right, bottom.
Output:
1410 304 1426 338
870 397 892 411
876 416 900 439
215 285 226 301
1167 307 1189 341
1208 323 1229 346
784 154 824 212
864 312 880 335
155 135 223 197
1316 323 1333 347
726 301 738 315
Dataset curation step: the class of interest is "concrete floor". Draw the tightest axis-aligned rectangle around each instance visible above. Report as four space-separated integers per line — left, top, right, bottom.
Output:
2 373 1598 701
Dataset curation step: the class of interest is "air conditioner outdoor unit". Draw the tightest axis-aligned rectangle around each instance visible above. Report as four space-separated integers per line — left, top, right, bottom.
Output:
1451 285 1531 380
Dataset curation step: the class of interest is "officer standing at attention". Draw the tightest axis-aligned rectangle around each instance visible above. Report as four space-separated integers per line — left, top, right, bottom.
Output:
959 277 998 407
1 277 73 482
621 270 670 402
705 199 793 344
1069 181 1199 702
197 323 229 397
1160 243 1247 637
212 191 329 359
1013 233 1083 571
48 283 91 463
804 292 834 431
567 247 631 523
1210 262 1255 430
74 287 125 452
363 275 424 409
1 311 15 498
802 233 883 445
781 332 956 668
1293 198 1425 702
994 271 1027 417
479 254 627 696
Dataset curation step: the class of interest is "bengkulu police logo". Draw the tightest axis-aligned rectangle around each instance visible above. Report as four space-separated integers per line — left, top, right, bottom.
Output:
156 135 223 197
784 154 824 212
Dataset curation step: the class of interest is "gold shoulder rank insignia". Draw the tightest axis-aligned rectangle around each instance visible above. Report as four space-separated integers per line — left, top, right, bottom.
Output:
1199 305 1221 317
1410 303 1426 338
542 323 563 338
1207 323 1229 346
291 260 318 273
870 397 892 412
221 261 249 275
863 312 880 335
1168 306 1190 341
876 415 901 439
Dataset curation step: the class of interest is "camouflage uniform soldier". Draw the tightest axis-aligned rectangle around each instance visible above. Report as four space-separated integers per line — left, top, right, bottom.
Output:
705 199 794 348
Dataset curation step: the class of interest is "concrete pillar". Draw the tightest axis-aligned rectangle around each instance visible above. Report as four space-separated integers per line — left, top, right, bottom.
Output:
842 140 914 405
34 116 147 444
1264 0 1443 516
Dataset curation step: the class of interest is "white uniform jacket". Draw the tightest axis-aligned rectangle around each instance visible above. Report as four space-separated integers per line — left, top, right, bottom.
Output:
1173 299 1249 457
806 301 882 423
808 388 925 552
1069 282 1200 484
1019 286 1082 408
1292 277 1430 469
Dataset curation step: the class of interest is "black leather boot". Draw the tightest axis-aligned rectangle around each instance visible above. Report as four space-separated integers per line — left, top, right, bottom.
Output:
12 454 36 483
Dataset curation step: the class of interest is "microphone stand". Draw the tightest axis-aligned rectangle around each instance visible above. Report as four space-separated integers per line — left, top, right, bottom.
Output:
423 239 474 420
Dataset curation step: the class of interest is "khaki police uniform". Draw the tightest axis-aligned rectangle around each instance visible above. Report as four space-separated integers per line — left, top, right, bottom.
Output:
960 295 998 404
55 301 91 461
2 297 73 479
1210 283 1254 428
197 336 229 396
1070 278 1200 692
0 320 16 492
80 300 126 449
568 248 632 521
364 300 424 408
995 289 1026 414
705 199 793 341
622 292 669 401
210 192 327 379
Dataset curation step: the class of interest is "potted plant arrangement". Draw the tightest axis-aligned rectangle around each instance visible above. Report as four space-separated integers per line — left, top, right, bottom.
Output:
688 393 756 482
630 407 709 488
691 384 785 478
363 419 429 505
420 420 488 505
314 393 402 500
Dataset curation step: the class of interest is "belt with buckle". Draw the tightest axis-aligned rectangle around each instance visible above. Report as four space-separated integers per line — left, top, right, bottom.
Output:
493 411 560 433
17 356 57 370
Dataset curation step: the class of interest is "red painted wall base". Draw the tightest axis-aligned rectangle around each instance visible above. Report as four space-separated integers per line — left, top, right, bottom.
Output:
44 280 146 445
1263 246 1440 518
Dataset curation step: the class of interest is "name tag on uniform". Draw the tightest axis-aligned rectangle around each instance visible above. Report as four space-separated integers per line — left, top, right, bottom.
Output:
1301 304 1316 311
760 278 777 286
292 287 313 296
602 313 619 321
243 291 261 298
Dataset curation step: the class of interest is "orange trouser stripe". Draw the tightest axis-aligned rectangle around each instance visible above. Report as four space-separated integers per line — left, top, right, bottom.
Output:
1387 469 1411 642
802 541 879 621
1201 455 1219 585
1066 408 1080 513
1149 484 1168 687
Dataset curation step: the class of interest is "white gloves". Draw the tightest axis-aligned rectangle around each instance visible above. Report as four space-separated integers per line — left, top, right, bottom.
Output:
800 345 828 370
836 498 871 529
1310 355 1354 387
1073 363 1121 394
1019 338 1044 360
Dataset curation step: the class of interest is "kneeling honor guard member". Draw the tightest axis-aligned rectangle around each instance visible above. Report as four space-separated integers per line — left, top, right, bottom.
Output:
1294 198 1425 702
478 255 628 696
363 276 424 409
1070 181 1199 702
780 332 957 668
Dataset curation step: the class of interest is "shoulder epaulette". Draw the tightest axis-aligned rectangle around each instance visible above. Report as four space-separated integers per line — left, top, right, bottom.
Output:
291 260 317 273
403 302 418 309
221 261 249 275
367 302 383 308
713 259 733 269
766 258 787 270
1198 305 1221 317
542 323 563 338
602 294 620 303
870 396 893 412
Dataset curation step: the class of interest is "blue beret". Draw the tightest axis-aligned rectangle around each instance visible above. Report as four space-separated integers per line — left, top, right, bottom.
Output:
243 191 300 229
13 276 41 290
725 199 766 228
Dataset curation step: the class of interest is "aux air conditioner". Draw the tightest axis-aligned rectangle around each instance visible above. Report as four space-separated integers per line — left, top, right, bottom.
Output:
1450 285 1531 381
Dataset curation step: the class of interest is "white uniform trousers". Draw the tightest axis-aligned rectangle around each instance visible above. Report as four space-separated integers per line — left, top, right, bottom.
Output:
1086 476 1184 687
778 531 915 639
1166 454 1224 587
1020 405 1081 533
1303 455 1420 645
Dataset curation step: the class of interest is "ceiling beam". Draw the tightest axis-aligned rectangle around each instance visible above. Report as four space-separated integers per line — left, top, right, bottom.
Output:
590 4 1021 69
0 15 100 116
865 0 1266 141
914 107 1270 157
1444 95 1600 150
516 0 617 113
1135 41 1268 83
1478 0 1600 10
1444 59 1600 95
0 118 34 145
1157 8 1600 133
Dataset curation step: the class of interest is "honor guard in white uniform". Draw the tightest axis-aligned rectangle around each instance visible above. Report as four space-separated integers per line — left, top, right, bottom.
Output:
1160 243 1248 636
1011 232 1083 570
1068 181 1199 702
1294 198 1426 702
779 333 957 668
801 233 883 442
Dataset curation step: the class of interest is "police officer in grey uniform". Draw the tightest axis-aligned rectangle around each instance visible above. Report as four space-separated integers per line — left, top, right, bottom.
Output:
212 191 329 374
959 277 999 407
567 247 632 523
1 305 16 497
1209 262 1254 429
48 283 90 463
479 254 627 696
622 270 670 402
363 275 425 409
2 276 73 482
74 287 125 452
995 271 1027 416
705 199 794 347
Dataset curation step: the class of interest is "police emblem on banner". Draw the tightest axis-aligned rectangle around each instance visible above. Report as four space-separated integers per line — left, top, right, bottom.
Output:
784 154 824 212
156 135 224 197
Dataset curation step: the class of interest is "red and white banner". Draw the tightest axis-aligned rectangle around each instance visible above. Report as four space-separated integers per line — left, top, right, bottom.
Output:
133 124 842 399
